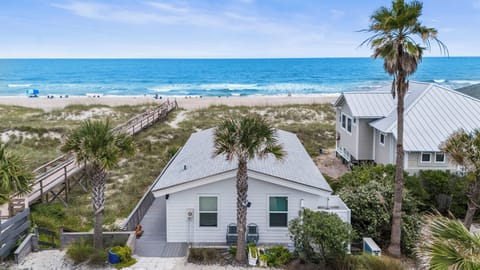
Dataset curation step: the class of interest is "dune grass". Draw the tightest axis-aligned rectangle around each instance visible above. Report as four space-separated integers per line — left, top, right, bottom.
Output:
9 103 335 233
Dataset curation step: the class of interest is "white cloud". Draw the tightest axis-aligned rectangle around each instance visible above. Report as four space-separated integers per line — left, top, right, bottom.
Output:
51 1 175 24
143 1 189 14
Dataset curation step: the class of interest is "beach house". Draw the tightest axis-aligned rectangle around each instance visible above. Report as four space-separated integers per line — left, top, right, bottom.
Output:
334 81 480 174
149 128 350 245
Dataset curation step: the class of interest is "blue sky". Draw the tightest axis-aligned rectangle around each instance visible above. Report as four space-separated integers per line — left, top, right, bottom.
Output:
1 0 479 58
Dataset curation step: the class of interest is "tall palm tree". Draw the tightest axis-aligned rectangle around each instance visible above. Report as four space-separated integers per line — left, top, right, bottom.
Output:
362 0 447 257
418 214 480 269
213 115 284 264
61 119 135 250
0 143 33 217
441 129 480 229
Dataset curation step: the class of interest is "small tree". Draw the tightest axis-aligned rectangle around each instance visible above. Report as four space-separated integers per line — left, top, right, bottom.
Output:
61 119 135 250
213 115 284 264
441 129 480 229
0 143 33 217
418 214 480 269
289 209 353 265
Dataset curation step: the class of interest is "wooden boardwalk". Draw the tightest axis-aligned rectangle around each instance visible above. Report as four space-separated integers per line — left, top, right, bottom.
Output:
0 100 177 218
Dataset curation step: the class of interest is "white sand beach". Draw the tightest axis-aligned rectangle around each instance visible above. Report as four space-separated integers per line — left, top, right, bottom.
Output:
0 95 338 111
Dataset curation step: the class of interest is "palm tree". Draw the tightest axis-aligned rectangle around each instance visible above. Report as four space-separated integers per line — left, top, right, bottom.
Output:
362 0 447 257
0 143 33 217
441 129 480 230
61 119 135 250
213 115 284 264
418 214 480 269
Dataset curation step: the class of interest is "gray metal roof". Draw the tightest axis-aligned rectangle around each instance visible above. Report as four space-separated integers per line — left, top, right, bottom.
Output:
152 128 332 192
334 90 394 118
368 82 480 151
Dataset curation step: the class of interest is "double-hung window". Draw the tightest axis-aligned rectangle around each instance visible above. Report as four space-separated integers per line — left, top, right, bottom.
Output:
269 196 288 227
435 153 445 163
421 152 431 163
347 118 352 133
199 196 218 227
341 114 346 129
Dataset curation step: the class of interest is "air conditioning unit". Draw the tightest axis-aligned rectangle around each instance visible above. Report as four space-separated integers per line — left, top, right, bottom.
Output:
186 208 194 219
363 237 381 256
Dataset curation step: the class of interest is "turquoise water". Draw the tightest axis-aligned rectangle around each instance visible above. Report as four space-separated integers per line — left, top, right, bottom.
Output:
0 58 479 96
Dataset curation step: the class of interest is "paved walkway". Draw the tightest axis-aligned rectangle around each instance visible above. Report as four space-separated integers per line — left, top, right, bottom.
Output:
135 196 188 257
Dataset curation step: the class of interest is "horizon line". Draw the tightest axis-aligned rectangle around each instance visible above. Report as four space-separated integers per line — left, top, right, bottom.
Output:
0 56 477 60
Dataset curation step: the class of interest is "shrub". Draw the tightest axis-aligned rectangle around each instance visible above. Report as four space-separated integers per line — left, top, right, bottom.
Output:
89 250 108 266
66 239 94 264
110 246 136 269
263 246 293 267
338 180 421 256
341 254 406 270
187 248 218 264
289 209 354 264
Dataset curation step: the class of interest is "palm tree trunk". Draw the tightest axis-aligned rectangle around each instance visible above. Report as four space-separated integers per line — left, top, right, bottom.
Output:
91 167 107 250
464 181 480 229
388 77 406 258
235 159 248 264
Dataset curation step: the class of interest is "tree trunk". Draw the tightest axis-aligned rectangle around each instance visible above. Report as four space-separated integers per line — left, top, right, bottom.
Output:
8 200 13 218
91 166 107 250
235 159 248 264
464 180 480 229
388 77 406 258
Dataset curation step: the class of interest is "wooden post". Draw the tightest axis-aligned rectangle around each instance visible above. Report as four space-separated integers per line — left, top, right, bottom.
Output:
64 166 69 203
40 179 44 203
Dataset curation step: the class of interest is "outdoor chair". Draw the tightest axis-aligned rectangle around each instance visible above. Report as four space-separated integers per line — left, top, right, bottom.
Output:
226 223 237 245
246 223 259 244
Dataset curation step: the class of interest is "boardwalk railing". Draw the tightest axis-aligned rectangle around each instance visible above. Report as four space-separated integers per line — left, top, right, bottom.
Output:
0 208 30 261
121 147 182 231
0 100 178 218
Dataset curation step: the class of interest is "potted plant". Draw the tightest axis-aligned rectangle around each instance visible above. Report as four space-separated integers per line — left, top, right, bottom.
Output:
259 253 268 267
108 247 121 264
248 244 258 266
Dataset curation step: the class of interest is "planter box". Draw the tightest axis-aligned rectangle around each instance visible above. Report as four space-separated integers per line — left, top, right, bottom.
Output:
248 246 258 266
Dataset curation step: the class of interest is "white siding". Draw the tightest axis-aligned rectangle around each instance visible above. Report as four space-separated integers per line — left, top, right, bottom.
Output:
357 119 374 160
374 131 394 165
166 177 331 244
406 152 457 174
336 104 357 160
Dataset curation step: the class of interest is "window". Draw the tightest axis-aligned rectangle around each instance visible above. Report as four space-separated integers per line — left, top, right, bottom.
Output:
269 196 288 227
380 133 385 145
341 114 346 128
347 118 352 133
435 153 445 163
421 152 431 163
353 118 357 124
199 196 217 227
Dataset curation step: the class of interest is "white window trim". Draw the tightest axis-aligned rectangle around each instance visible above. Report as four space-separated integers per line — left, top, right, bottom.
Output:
379 133 386 146
198 195 219 228
267 195 289 229
341 113 352 134
420 152 432 163
434 152 446 163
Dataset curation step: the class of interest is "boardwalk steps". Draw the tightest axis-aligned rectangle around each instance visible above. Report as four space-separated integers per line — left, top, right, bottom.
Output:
0 100 177 218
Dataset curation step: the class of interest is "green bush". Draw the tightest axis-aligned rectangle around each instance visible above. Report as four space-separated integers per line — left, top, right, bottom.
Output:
289 209 354 264
110 246 136 269
88 250 108 266
263 246 293 267
345 254 405 270
338 180 421 256
66 239 94 264
187 248 218 264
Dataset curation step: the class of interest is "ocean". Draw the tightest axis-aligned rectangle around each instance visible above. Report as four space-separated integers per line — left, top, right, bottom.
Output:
0 57 479 97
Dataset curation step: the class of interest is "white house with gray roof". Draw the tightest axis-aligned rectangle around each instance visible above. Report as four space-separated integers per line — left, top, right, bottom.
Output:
334 81 480 174
150 128 350 245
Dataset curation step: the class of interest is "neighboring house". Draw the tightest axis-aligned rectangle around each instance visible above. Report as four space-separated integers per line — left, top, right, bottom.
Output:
151 128 350 245
334 81 480 174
